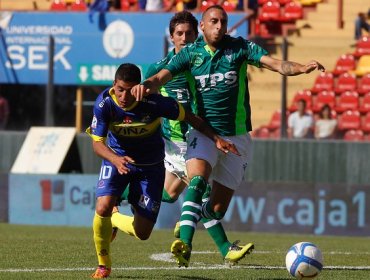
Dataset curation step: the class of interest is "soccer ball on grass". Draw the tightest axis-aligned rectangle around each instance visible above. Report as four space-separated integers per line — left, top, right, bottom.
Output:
285 242 323 279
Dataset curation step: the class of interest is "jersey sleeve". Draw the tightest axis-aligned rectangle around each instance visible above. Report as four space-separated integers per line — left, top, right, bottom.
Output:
86 94 110 142
148 94 185 121
164 47 191 77
145 63 160 79
243 39 269 68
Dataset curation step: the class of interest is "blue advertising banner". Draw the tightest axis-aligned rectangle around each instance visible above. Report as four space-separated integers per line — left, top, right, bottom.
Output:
0 12 248 85
9 174 370 236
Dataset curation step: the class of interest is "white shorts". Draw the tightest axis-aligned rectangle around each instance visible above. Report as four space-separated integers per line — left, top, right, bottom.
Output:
185 129 253 190
164 138 187 179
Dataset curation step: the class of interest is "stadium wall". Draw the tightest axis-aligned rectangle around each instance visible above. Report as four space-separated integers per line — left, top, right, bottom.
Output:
1 132 369 236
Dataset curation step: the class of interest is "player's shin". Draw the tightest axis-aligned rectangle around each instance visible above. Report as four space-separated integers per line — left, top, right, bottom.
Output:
111 212 138 238
179 175 207 246
93 212 112 268
202 217 231 257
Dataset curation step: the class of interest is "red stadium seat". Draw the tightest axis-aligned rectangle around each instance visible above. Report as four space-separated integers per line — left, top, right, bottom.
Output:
361 112 370 133
357 73 370 95
200 0 218 12
288 89 312 112
266 109 288 130
335 91 359 113
333 72 357 95
310 72 334 94
353 36 370 58
280 1 303 22
50 0 68 11
343 129 364 141
332 54 356 76
70 0 87 11
258 1 281 22
258 0 271 5
222 1 237 12
312 90 335 113
359 92 370 114
338 110 361 130
364 133 370 141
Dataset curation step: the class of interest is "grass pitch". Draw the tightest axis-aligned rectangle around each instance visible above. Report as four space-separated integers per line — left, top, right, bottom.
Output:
0 223 369 279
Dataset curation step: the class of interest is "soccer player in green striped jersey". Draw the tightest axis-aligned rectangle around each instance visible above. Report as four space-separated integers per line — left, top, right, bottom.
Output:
112 11 253 266
131 5 325 267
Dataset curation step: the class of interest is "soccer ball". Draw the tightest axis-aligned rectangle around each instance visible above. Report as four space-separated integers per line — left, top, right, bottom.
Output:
285 242 323 279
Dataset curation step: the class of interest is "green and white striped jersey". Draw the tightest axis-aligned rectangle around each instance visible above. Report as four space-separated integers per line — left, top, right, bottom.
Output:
146 49 194 142
165 35 268 136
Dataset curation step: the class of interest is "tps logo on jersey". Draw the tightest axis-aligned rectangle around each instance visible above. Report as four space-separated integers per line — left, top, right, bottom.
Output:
103 20 134 59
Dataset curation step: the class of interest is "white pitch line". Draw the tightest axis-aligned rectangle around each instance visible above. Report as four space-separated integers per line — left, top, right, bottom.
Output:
1 265 370 273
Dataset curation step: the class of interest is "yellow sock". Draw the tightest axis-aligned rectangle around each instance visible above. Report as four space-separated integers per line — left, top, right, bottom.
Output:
93 212 112 268
111 212 137 238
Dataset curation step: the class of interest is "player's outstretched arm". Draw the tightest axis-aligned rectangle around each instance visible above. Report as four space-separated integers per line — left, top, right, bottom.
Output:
131 69 173 101
260 56 325 76
92 141 134 175
183 111 241 156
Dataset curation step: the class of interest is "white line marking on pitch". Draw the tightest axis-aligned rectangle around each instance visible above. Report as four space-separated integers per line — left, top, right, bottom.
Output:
1 265 370 273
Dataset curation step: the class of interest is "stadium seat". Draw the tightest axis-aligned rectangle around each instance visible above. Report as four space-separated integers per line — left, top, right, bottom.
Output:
312 90 335 113
359 92 370 114
258 0 270 5
310 72 334 94
288 89 312 112
338 110 361 130
70 0 87 11
353 36 370 58
335 91 359 113
280 1 303 22
50 0 68 10
200 0 217 12
364 133 370 141
333 72 357 95
343 129 364 141
222 1 237 12
266 109 288 130
357 73 370 95
258 1 281 22
352 55 370 77
332 54 356 76
361 112 370 133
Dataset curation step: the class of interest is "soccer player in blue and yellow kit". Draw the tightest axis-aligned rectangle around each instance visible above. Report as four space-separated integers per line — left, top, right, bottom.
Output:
111 11 253 266
131 5 325 267
87 63 239 278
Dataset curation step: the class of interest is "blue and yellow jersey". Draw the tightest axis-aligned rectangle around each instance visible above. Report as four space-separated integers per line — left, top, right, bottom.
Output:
146 49 194 142
87 88 185 165
165 35 268 136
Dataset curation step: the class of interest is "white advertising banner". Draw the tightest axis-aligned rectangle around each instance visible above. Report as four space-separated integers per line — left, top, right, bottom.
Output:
11 127 76 174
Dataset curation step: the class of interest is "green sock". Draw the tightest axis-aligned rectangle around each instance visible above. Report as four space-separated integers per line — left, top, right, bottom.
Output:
179 175 207 246
120 186 129 201
202 217 231 257
200 184 231 257
162 189 177 203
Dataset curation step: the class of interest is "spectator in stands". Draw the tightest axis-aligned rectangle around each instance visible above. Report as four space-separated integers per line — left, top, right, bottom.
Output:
0 93 9 130
145 0 176 11
288 99 314 139
354 11 370 40
314 104 337 140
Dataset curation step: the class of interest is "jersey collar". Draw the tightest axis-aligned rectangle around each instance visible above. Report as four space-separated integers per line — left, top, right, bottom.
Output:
109 87 138 111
